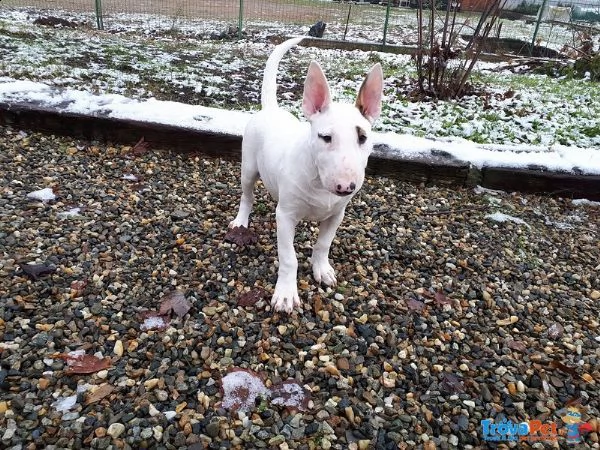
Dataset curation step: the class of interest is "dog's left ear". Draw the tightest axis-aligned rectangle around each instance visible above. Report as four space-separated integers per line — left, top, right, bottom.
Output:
356 63 383 124
303 61 332 119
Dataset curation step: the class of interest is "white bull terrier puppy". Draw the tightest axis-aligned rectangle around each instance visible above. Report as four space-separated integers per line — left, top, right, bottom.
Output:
229 37 383 313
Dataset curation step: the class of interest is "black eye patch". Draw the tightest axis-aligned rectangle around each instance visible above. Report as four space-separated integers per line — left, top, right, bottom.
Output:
318 133 332 143
357 127 367 145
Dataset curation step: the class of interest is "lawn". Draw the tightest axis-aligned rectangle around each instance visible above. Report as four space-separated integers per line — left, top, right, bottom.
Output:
0 5 599 148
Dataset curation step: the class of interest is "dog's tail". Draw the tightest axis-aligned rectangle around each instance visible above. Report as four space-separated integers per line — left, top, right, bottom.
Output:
261 37 304 110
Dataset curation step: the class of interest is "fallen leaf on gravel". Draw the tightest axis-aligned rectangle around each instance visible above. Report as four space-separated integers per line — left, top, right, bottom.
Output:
237 288 267 307
270 380 311 412
434 290 452 306
18 263 56 280
139 312 170 331
313 295 323 313
158 290 191 318
440 372 465 394
405 297 425 312
549 359 579 377
85 383 115 405
221 368 268 412
506 340 527 352
131 137 150 156
224 226 258 247
55 352 112 375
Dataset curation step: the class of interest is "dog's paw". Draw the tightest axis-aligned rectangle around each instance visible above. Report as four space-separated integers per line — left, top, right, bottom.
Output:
228 218 247 229
271 282 300 313
312 260 337 287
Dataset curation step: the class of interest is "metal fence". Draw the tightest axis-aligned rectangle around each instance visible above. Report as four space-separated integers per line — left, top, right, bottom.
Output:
1 0 599 48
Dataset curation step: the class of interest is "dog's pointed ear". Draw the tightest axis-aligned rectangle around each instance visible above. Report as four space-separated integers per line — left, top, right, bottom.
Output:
356 63 383 124
303 61 331 119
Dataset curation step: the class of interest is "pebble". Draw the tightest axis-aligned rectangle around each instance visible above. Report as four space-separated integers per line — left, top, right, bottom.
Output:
107 423 125 438
113 340 124 357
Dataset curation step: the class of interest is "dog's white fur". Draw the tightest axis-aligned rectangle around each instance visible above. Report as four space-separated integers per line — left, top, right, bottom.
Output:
230 37 383 313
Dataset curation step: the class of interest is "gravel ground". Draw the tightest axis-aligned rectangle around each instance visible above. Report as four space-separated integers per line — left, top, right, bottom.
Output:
1 123 599 450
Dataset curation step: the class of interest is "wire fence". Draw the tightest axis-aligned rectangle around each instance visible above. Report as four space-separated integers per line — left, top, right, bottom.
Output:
1 0 599 51
0 0 600 60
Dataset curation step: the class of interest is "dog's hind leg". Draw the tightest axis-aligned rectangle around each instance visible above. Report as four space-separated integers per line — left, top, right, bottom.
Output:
311 209 345 287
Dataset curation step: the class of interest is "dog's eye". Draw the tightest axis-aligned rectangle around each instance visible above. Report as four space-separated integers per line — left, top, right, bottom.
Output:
318 133 332 144
358 134 367 145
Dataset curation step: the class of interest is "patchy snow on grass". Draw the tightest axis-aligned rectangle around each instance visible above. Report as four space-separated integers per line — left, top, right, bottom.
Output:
0 6 598 177
1 77 599 175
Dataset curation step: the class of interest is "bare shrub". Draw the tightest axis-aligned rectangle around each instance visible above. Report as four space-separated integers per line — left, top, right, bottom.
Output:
414 0 506 99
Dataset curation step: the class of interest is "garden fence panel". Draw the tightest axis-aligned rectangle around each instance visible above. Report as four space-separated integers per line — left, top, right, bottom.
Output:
0 0 598 51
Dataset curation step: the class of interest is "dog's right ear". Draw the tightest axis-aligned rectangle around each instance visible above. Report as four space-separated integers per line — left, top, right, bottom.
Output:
303 61 332 119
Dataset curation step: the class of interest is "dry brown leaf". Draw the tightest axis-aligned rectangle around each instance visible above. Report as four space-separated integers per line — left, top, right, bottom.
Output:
434 290 452 306
313 295 323 314
131 137 150 156
19 263 56 280
506 340 527 353
224 226 258 247
221 368 268 412
405 297 425 312
85 383 115 405
237 288 267 307
159 290 191 318
549 359 579 377
56 353 112 375
270 380 311 412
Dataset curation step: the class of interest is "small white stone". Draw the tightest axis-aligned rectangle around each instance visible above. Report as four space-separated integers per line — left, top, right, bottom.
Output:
107 422 125 438
148 403 160 417
113 340 124 357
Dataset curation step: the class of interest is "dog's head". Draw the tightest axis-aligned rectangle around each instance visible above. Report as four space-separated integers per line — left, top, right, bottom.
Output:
303 61 383 197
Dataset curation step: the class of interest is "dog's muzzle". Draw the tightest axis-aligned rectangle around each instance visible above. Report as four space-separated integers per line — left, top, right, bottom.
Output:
335 182 356 196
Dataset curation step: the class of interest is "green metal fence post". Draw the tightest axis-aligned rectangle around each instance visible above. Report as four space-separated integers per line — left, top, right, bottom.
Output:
530 0 548 56
94 0 104 30
383 1 392 46
238 0 244 40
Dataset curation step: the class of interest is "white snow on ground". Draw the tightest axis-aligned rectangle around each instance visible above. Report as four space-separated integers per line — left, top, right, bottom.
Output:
572 199 600 207
1 77 599 174
51 394 77 412
26 186 56 202
485 212 531 227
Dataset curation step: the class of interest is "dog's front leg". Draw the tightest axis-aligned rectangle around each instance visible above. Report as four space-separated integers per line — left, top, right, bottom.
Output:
311 209 345 287
272 205 300 313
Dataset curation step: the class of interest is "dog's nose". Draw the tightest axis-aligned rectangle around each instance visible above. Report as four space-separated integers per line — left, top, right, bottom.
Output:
335 182 356 196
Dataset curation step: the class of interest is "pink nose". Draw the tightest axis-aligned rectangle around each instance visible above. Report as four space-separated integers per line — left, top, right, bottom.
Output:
335 182 356 196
